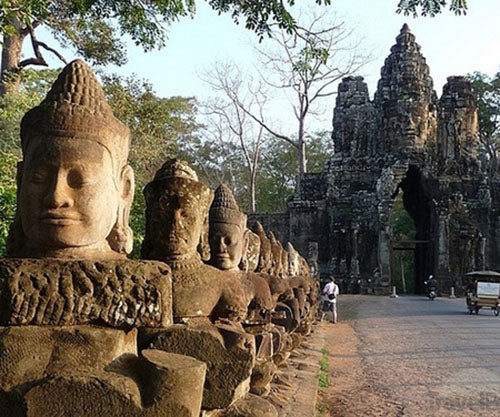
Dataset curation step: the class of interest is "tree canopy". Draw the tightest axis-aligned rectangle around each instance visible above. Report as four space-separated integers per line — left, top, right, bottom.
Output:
396 0 468 16
468 71 500 173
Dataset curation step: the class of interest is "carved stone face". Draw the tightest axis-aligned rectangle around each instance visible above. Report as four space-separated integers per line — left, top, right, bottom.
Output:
288 249 299 277
154 182 205 259
19 137 120 253
209 222 246 271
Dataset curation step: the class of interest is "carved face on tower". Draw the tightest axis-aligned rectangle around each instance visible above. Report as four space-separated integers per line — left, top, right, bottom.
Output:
8 60 134 259
209 184 248 271
142 159 213 262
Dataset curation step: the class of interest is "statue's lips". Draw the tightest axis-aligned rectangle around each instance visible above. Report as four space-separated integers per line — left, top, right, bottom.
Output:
40 212 81 225
214 254 230 260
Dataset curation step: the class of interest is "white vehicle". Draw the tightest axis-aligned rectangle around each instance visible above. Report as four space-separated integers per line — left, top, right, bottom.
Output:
465 271 500 316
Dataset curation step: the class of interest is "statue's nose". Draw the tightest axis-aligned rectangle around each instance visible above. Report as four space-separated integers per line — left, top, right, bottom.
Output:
44 172 73 209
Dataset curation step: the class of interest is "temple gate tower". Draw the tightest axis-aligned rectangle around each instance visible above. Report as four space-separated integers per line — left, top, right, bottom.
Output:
250 25 500 294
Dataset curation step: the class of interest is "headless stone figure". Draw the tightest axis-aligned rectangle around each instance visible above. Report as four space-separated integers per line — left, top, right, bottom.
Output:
0 60 204 417
208 184 274 324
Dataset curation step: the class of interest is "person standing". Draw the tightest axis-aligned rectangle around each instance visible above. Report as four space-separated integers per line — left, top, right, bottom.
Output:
320 276 339 323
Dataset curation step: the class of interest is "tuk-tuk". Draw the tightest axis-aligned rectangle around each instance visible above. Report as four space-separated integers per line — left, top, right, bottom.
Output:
465 271 500 316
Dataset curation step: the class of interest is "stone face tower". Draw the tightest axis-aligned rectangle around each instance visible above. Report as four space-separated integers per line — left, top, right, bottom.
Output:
250 25 499 295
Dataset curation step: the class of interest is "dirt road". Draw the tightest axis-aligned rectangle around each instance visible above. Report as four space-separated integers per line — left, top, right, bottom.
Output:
317 295 500 417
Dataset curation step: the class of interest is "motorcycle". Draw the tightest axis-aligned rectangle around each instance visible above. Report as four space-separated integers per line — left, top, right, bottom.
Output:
425 279 437 300
428 287 437 300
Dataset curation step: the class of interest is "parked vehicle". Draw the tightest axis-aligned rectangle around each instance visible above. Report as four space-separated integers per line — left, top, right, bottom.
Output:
464 271 500 316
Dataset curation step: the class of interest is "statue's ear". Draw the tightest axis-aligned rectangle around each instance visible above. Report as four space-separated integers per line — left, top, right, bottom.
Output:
120 164 135 204
242 228 250 253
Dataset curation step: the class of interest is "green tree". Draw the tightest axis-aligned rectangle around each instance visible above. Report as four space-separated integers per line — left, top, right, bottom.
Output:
397 0 468 16
1 1 468 94
468 71 500 173
256 130 333 212
0 0 334 94
390 193 416 293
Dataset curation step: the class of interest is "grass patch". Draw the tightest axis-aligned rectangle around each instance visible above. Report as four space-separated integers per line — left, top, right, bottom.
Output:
317 347 331 388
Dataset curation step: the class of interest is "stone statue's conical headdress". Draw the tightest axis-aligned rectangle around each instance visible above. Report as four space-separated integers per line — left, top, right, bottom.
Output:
209 184 247 228
20 59 130 170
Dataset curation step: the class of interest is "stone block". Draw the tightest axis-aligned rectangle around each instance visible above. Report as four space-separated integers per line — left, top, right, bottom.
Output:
0 325 136 391
140 323 255 410
0 259 172 327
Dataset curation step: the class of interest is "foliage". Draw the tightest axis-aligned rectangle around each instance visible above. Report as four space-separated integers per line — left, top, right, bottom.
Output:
0 1 333 71
390 193 416 293
0 151 17 257
468 71 500 173
102 74 199 187
0 68 59 154
397 0 468 16
256 130 333 212
317 347 331 388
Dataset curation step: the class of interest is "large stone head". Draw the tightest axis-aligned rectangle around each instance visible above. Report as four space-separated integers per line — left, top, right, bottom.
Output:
7 60 134 259
208 184 248 271
253 222 272 273
142 159 213 262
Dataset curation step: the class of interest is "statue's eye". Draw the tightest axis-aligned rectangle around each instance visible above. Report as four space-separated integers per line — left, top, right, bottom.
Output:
67 170 87 188
224 237 232 246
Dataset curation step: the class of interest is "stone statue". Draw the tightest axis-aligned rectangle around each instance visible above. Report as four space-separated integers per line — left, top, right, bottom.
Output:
141 159 248 323
0 60 208 417
253 222 273 274
208 184 274 323
7 59 134 260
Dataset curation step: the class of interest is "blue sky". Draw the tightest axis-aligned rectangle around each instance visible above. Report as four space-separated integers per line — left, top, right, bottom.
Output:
33 0 500 134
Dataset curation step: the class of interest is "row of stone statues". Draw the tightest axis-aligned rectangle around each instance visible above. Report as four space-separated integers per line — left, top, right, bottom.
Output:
0 60 318 416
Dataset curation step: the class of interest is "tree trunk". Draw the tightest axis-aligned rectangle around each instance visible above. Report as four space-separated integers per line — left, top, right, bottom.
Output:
249 168 257 213
297 116 307 175
1 25 25 96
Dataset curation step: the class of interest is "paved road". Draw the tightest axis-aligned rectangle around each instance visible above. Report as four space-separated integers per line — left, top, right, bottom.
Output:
352 295 500 416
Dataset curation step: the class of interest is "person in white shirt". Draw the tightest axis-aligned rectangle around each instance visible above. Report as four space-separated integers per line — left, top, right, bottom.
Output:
320 276 339 323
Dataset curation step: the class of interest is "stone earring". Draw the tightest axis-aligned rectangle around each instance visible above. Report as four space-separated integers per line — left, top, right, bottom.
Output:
107 198 133 255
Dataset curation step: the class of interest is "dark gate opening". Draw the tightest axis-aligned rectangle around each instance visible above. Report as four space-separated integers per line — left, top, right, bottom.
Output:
393 165 433 294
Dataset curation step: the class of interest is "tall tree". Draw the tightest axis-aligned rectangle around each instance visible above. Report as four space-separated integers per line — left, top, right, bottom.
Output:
222 11 367 178
468 71 500 173
199 63 267 212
